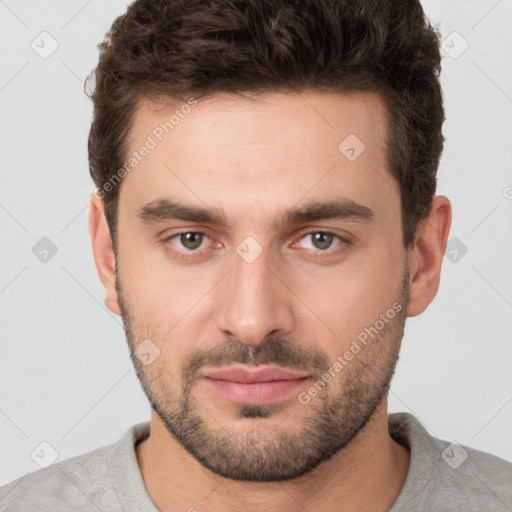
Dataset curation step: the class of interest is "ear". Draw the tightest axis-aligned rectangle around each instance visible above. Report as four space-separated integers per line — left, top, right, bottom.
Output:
406 195 452 317
88 193 121 316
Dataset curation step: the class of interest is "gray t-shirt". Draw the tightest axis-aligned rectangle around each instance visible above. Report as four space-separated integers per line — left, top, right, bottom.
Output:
1 412 511 511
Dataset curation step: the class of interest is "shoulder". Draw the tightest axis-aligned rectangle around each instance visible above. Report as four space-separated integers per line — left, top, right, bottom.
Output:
389 412 512 512
0 422 149 512
0 443 114 512
427 431 512 505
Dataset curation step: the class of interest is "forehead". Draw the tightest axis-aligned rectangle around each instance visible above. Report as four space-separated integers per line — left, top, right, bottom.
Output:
119 90 399 230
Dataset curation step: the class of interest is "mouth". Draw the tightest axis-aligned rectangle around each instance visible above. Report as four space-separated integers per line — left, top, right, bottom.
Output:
200 365 310 405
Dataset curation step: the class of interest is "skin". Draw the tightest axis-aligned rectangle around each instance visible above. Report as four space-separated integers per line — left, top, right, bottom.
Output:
89 90 452 511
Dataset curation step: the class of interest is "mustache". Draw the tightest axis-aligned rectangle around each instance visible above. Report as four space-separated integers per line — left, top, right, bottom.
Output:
183 336 330 384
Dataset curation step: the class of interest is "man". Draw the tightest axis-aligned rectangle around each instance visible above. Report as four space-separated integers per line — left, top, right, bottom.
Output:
1 0 511 510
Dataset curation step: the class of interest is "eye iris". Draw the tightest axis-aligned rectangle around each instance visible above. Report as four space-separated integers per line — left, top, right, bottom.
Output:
312 232 333 250
177 233 335 251
181 232 203 250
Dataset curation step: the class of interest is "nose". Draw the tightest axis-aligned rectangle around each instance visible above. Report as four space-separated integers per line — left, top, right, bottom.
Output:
214 243 296 347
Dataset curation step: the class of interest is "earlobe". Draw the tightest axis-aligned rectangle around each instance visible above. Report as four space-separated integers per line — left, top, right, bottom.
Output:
406 196 452 317
88 194 121 316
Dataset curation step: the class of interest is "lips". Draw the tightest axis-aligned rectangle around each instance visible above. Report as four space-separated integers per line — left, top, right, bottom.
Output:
203 366 309 383
200 365 310 405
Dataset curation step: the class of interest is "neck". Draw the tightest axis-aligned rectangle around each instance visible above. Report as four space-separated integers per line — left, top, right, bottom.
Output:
136 399 410 512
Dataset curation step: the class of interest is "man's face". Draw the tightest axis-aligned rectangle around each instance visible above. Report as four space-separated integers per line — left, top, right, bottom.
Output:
114 91 410 481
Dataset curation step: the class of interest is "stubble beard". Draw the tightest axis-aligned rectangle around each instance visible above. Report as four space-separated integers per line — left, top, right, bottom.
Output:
117 267 410 482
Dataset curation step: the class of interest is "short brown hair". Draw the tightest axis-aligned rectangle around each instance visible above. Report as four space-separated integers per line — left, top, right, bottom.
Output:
86 0 445 250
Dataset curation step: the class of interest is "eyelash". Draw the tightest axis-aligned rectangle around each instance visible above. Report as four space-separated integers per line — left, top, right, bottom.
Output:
163 230 350 260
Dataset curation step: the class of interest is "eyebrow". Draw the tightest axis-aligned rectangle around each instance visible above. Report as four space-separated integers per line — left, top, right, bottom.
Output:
137 197 374 229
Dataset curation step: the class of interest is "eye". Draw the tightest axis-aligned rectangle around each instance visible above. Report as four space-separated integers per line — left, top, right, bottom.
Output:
167 231 211 252
164 229 348 259
298 231 345 251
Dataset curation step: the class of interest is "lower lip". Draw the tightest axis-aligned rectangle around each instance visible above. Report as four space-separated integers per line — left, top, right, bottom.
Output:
202 377 309 405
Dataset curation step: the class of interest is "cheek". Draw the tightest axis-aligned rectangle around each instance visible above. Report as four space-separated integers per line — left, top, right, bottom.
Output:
117 253 212 364
292 247 402 349
118 241 203 313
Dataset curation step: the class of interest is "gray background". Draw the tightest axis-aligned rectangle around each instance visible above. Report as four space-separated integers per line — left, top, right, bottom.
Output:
1 0 511 485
